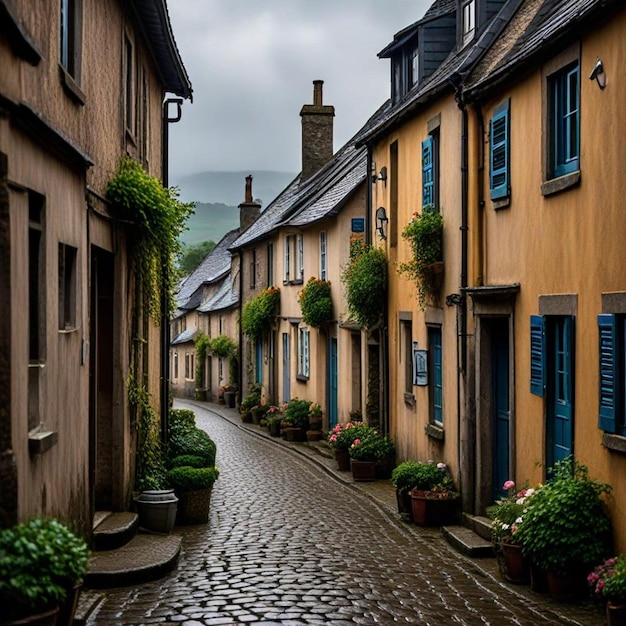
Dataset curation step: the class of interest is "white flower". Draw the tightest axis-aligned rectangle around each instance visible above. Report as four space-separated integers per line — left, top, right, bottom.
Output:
437 462 446 470
515 517 523 524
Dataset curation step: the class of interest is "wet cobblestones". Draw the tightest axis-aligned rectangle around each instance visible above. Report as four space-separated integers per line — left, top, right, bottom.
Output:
87 401 604 625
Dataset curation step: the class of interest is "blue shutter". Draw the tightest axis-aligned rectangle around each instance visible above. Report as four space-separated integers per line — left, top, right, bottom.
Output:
422 136 434 208
530 315 545 397
490 106 509 200
598 314 617 433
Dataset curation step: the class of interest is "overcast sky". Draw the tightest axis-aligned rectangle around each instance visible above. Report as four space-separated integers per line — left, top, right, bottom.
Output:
166 1 433 181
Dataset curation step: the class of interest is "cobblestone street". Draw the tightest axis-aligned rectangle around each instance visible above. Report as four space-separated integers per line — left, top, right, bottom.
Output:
87 401 604 625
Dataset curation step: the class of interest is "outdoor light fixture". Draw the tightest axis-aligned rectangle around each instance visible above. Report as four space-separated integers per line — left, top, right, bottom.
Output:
377 166 388 184
589 58 606 89
376 206 389 240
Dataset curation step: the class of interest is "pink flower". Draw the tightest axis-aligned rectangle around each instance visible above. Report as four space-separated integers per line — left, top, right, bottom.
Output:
503 480 515 491
351 439 361 447
329 434 337 443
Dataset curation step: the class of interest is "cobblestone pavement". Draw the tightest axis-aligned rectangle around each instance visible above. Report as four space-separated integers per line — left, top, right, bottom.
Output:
87 401 604 626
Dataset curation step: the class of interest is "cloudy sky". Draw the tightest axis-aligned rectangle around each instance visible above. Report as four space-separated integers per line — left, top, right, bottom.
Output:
166 1 433 181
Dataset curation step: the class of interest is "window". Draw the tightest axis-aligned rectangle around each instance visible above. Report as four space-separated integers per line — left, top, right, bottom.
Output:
250 248 257 289
256 339 263 384
58 243 77 330
428 326 443 424
490 100 510 201
138 65 149 162
319 231 327 280
283 234 304 284
409 48 419 88
283 235 291 283
296 234 304 281
173 352 179 379
298 327 310 379
267 242 274 287
60 0 83 97
400 318 413 397
124 35 135 135
184 352 195 380
422 135 439 209
462 0 476 45
598 314 626 436
551 64 580 178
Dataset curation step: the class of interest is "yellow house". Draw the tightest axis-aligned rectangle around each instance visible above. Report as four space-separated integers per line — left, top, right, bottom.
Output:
0 0 191 532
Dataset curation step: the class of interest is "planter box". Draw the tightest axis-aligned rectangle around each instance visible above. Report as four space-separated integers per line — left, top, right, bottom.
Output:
283 427 307 442
409 490 459 526
351 459 377 482
176 487 213 525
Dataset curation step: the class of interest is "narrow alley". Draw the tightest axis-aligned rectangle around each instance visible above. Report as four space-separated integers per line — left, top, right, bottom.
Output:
86 401 602 626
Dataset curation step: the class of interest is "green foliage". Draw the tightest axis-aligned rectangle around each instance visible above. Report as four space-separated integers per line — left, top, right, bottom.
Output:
179 240 216 275
242 287 280 340
168 408 217 467
491 482 538 545
341 240 387 328
398 207 443 309
106 157 194 321
239 383 262 414
298 277 333 327
166 465 219 491
517 457 612 577
327 422 372 451
210 335 237 359
0 518 90 620
347 428 395 463
282 398 311 428
169 454 206 469
390 460 455 493
129 374 166 491
194 333 211 388
169 408 196 430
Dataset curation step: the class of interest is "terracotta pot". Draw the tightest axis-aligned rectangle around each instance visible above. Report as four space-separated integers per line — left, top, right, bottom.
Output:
176 487 212 525
606 602 626 626
409 490 459 526
350 459 377 482
500 542 529 584
334 449 351 471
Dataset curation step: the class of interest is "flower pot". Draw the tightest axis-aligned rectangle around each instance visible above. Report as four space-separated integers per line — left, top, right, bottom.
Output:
334 449 351 471
224 390 236 408
529 562 549 594
500 542 529 584
306 430 323 442
351 459 377 482
251 406 263 424
546 569 586 600
607 602 626 626
176 487 213 525
2 607 60 626
268 420 281 437
396 489 413 522
409 490 459 526
283 426 307 442
134 489 178 534
240 411 253 423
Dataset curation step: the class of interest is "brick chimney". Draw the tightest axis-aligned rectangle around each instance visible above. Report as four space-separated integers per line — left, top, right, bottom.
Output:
238 175 261 233
300 80 335 181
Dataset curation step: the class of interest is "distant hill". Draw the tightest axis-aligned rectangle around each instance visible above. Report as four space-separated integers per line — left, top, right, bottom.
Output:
173 170 296 247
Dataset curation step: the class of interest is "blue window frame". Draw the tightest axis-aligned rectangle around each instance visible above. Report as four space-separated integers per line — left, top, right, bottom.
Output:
428 326 443 423
490 101 510 200
255 339 263 385
598 314 626 435
422 136 434 208
552 64 580 178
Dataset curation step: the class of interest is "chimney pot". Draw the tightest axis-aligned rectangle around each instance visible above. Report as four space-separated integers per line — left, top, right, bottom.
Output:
313 80 323 106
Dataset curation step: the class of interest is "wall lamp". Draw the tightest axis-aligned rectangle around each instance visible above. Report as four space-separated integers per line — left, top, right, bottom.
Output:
376 166 388 184
589 58 606 89
375 206 389 240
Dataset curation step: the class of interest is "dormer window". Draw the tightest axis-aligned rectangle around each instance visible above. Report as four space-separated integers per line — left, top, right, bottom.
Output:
462 0 476 45
410 48 419 88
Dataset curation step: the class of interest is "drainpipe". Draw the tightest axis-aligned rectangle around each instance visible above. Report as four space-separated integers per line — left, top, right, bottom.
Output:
161 97 183 445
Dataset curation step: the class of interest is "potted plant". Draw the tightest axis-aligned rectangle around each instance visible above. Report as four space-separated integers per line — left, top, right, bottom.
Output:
491 480 538 584
194 333 211 401
298 277 333 327
281 398 311 441
166 461 219 525
209 335 238 406
398 206 444 309
307 402 323 441
348 428 395 482
0 517 90 626
589 555 626 625
327 422 371 471
266 404 285 437
516 457 613 600
391 461 428 521
239 384 262 423
407 461 459 526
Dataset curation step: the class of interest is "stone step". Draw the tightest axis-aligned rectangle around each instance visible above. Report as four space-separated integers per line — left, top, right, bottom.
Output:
93 511 139 551
85 532 182 588
462 513 494 542
442 525 495 558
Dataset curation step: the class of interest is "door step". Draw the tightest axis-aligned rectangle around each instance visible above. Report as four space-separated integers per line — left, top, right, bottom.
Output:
93 511 139 551
442 525 494 558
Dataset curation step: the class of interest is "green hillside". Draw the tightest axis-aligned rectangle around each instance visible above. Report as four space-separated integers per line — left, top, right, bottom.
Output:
180 202 239 246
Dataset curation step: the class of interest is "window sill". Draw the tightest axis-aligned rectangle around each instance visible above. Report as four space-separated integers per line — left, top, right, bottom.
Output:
541 170 580 197
283 279 304 286
602 432 626 455
425 422 445 441
492 196 510 210
58 327 78 334
59 65 85 105
296 374 309 382
29 430 58 455
403 392 415 408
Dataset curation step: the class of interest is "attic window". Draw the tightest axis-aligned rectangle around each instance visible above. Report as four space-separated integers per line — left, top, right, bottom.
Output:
462 0 476 45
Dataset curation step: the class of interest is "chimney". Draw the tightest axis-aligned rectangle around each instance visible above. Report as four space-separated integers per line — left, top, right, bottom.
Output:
300 80 335 181
238 175 261 233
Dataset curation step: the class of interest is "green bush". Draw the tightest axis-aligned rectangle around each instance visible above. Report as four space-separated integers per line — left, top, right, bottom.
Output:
282 398 311 428
242 287 280 340
169 454 206 469
210 335 237 359
348 432 395 463
168 416 217 467
327 422 372 451
169 408 196 430
0 518 90 621
240 383 262 414
166 466 219 491
390 460 454 493
299 277 333 327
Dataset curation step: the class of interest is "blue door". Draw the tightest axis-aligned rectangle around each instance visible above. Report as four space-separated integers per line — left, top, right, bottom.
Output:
282 332 290 402
329 338 338 428
547 317 574 468
492 320 510 501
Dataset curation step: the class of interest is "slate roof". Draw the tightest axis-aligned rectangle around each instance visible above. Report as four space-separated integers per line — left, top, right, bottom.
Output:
464 0 623 97
171 327 198 346
229 101 389 250
176 228 239 310
197 277 239 314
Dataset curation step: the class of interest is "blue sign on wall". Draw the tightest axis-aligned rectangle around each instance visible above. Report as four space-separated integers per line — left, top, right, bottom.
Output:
351 218 365 233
